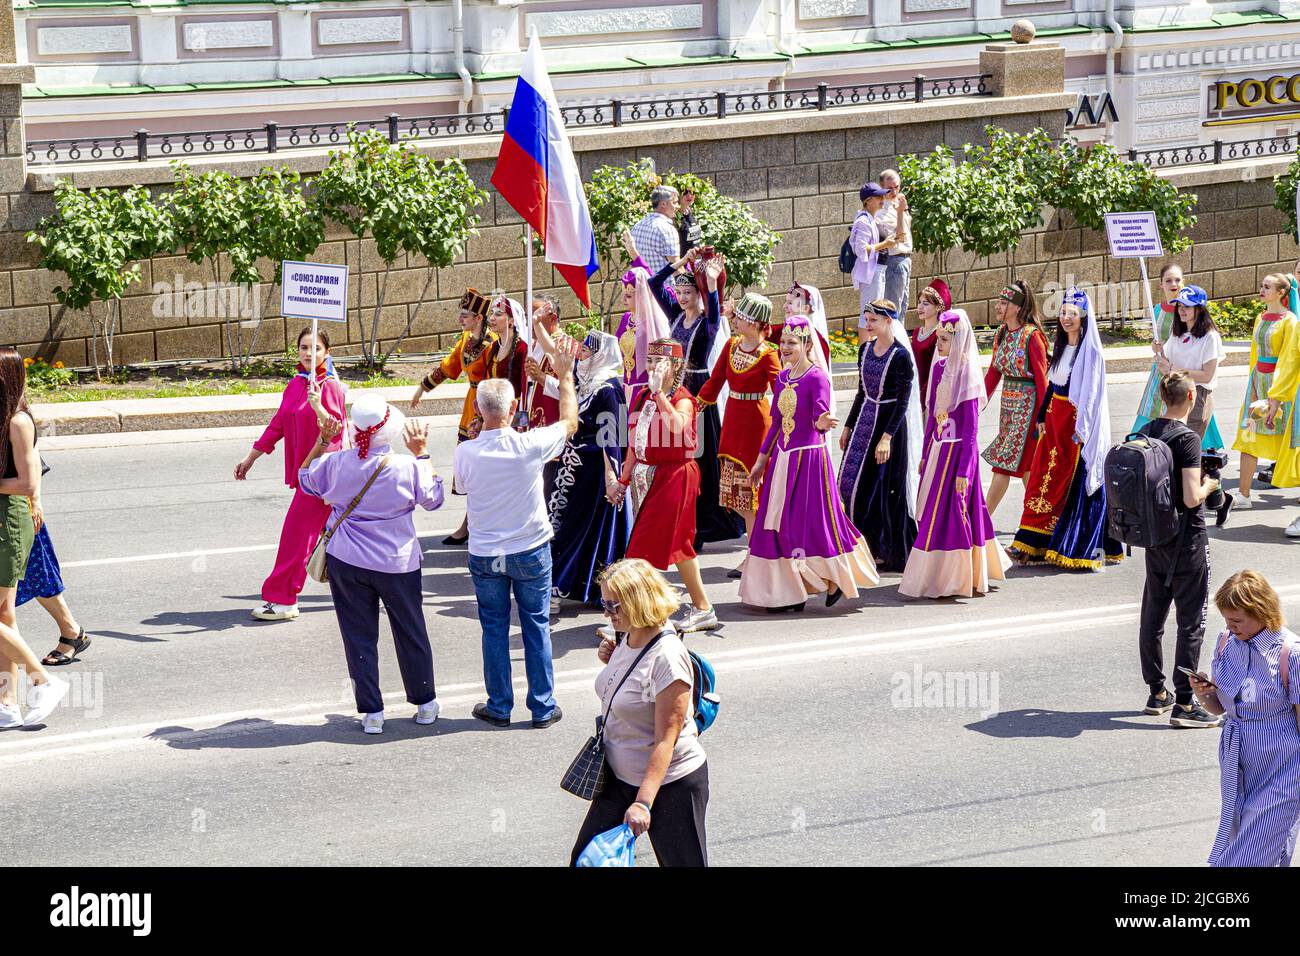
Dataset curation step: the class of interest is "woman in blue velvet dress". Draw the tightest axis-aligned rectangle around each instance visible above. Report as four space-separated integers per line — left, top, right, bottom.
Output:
650 250 745 548
547 331 632 606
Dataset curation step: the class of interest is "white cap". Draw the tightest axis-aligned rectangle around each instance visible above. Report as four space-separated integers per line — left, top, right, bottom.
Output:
350 393 389 430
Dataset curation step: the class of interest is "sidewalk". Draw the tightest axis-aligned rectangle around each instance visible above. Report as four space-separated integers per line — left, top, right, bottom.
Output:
33 344 1250 437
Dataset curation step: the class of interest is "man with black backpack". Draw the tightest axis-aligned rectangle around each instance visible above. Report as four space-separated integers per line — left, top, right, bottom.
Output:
1109 371 1222 728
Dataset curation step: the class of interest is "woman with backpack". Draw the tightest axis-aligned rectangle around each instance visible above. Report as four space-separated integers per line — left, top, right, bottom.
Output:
1189 570 1300 867
982 280 1051 518
571 558 709 867
1009 287 1124 570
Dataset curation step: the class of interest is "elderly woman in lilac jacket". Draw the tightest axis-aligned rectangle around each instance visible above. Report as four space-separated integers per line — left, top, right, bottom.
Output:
299 393 445 736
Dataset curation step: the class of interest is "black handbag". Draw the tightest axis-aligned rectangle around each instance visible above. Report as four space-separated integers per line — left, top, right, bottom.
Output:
561 631 664 800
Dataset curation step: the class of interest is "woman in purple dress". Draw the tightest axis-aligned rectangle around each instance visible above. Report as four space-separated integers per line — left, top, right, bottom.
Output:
739 315 879 613
899 309 1012 599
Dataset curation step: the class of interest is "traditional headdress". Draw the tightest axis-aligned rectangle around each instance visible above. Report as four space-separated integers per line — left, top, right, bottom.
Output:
577 331 624 408
919 278 952 311
648 338 686 392
459 288 490 318
672 272 698 289
1060 286 1110 496
934 309 987 416
735 292 773 328
999 284 1027 308
492 294 529 343
862 299 899 322
783 314 814 339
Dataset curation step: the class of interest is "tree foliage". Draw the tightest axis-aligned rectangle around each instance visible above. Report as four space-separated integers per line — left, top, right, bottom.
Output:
314 127 487 366
28 180 176 378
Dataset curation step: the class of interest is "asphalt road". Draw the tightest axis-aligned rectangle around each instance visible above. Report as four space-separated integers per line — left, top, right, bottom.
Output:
3 365 1297 867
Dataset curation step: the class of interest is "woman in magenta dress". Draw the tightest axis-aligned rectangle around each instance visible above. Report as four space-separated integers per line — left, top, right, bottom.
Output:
900 310 1011 599
740 315 879 613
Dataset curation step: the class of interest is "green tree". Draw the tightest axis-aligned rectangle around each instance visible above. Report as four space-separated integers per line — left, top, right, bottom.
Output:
28 181 176 379
665 171 779 291
895 144 967 276
1274 157 1300 244
584 159 656 321
314 127 487 368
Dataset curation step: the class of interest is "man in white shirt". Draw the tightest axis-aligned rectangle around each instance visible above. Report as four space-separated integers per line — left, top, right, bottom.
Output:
630 185 683 272
850 181 895 345
876 169 913 324
455 346 578 729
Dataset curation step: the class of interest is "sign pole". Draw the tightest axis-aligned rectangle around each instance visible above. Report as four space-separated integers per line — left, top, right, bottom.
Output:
1137 256 1157 344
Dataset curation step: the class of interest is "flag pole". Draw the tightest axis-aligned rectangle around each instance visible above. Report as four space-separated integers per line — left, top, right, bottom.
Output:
524 225 534 422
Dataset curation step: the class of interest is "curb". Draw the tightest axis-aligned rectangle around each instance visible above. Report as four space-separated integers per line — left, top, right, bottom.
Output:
33 347 1251 437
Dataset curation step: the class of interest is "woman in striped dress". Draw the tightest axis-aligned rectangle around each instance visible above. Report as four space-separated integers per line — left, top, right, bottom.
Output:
1190 571 1300 867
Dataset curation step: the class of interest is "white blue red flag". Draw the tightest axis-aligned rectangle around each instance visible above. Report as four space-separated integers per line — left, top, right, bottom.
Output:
490 33 599 307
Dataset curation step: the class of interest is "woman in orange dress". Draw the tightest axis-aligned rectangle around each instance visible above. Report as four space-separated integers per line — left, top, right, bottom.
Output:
410 287 494 544
697 292 781 576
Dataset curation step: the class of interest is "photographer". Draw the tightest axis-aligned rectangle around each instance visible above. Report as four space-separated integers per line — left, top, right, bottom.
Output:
1138 371 1223 728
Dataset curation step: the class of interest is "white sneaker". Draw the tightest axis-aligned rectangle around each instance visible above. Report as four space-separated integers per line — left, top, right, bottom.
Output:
673 607 719 634
1286 516 1300 539
23 676 69 726
362 712 384 734
1230 492 1254 511
414 700 440 725
0 702 22 729
252 602 299 621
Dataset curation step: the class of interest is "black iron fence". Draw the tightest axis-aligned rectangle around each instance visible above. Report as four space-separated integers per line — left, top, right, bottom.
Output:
26 73 990 167
1129 132 1300 168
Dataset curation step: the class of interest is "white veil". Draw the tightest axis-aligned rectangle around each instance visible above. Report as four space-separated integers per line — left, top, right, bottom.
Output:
889 312 923 518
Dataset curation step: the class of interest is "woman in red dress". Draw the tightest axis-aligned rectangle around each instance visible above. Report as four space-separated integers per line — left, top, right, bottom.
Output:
697 292 781 575
607 339 717 634
477 295 529 432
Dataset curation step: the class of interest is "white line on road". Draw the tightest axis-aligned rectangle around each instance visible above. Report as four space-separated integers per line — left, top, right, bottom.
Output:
8 592 1297 767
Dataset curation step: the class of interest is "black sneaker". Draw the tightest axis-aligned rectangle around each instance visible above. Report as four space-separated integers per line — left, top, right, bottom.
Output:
1170 702 1223 729
1143 689 1175 715
532 706 563 729
1215 493 1234 528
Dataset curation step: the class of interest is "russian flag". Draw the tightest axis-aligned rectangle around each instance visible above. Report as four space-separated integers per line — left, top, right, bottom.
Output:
490 33 599 307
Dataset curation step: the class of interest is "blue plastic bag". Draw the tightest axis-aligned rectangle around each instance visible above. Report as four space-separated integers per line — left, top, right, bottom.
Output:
575 824 637 867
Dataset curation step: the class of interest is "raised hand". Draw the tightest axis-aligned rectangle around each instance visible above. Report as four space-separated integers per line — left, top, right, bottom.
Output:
403 420 429 457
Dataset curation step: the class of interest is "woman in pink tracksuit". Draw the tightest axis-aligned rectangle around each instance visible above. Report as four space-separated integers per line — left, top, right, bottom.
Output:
234 327 347 621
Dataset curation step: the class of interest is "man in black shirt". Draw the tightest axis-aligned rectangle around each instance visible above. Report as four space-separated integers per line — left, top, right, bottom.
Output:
677 188 702 256
1138 371 1222 728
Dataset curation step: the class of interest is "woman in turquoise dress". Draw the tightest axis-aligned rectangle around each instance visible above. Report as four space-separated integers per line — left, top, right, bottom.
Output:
1132 262 1226 450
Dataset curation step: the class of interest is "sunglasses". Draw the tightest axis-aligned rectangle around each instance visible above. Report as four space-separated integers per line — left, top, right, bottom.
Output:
600 599 621 617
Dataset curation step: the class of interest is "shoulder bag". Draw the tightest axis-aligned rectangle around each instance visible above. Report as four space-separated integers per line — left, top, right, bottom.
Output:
306 455 390 585
561 630 666 800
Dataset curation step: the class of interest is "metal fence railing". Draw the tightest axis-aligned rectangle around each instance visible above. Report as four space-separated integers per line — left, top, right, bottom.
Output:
26 74 992 167
1129 132 1300 168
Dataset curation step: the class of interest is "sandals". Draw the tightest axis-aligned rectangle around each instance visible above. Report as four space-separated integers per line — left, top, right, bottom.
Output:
41 629 91 667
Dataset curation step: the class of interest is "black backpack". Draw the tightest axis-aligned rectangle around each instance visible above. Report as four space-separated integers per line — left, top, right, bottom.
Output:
1104 429 1182 550
838 211 869 274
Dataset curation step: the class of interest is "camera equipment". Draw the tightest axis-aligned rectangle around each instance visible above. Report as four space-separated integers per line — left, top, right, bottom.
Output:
1202 448 1227 513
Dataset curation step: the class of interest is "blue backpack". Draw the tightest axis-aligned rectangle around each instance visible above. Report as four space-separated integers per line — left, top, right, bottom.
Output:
689 649 719 735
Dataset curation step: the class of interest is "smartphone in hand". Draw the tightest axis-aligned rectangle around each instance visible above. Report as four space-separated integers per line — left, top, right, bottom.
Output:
1177 665 1215 689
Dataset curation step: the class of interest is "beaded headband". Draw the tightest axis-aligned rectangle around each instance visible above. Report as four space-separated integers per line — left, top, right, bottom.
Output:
648 339 684 361
999 285 1026 307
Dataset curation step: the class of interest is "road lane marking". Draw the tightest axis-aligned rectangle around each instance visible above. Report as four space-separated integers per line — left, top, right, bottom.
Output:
9 592 1299 767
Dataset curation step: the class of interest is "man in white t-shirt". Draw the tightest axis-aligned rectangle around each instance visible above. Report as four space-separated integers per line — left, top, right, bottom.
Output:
455 346 578 728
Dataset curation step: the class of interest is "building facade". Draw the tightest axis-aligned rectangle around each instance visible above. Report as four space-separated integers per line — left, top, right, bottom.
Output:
15 0 1300 156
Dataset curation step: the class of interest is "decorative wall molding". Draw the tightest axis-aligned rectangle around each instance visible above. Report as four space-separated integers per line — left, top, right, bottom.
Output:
1138 74 1200 97
905 0 968 12
798 0 870 18
1139 119 1200 142
528 4 704 38
182 20 274 53
317 15 404 46
1136 96 1200 120
36 23 132 56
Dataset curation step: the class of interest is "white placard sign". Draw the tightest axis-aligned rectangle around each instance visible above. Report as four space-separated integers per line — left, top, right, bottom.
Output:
281 260 349 321
1103 211 1165 259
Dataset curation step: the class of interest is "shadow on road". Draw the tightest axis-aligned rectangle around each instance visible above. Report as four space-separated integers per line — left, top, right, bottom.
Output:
147 713 499 750
965 708 1171 739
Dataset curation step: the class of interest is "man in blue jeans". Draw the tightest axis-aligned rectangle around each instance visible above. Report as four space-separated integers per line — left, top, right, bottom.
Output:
454 344 578 728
